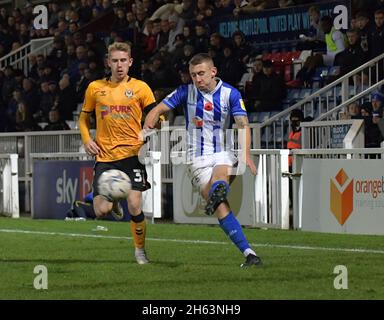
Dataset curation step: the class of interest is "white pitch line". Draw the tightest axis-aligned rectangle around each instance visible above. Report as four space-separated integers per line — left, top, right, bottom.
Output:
1 228 384 255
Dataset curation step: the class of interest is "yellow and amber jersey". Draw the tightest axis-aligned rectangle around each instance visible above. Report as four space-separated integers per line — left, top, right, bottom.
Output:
81 76 155 162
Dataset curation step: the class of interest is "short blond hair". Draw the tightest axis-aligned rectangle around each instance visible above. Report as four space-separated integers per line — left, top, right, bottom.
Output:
108 42 131 57
308 6 320 15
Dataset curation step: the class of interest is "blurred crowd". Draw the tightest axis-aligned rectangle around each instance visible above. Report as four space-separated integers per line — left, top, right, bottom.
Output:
0 0 383 139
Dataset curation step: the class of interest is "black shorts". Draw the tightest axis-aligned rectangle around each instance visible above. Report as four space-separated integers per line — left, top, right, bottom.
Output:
93 156 150 197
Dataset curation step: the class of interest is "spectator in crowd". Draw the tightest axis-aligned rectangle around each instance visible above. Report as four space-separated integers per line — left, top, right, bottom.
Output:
44 107 70 131
355 11 372 56
67 44 89 83
371 9 384 80
178 68 192 85
287 109 304 166
250 60 287 112
195 0 214 23
371 9 384 58
166 14 184 53
194 22 209 53
374 0 384 10
234 0 278 15
174 44 195 74
182 24 195 47
231 30 252 64
1 66 17 103
243 55 264 99
111 7 128 35
176 0 196 21
34 81 55 122
340 101 362 119
21 77 40 116
76 63 92 102
57 74 77 121
360 100 384 148
296 16 348 86
6 88 23 128
218 44 246 86
208 32 225 67
13 100 42 132
123 11 138 43
286 108 304 210
158 18 170 51
47 37 68 71
371 92 384 116
297 6 326 51
334 28 369 77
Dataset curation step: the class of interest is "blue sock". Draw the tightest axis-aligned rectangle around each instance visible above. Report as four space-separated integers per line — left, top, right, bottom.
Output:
209 180 229 198
219 212 250 254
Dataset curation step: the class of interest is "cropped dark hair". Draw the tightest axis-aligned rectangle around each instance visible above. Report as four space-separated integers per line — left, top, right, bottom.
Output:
189 53 213 66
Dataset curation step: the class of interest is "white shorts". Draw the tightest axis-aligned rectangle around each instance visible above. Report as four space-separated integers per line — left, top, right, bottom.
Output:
187 151 237 188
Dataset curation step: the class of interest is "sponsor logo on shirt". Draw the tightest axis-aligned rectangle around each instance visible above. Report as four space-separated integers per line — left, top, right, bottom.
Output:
100 105 132 119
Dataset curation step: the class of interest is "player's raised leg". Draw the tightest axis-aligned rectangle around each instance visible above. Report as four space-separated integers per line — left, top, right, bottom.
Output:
202 165 262 267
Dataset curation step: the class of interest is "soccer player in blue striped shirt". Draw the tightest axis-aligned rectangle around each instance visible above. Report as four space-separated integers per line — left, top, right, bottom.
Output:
144 53 262 267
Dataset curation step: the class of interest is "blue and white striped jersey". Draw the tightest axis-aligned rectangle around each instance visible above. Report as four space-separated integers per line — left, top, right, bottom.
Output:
163 78 247 158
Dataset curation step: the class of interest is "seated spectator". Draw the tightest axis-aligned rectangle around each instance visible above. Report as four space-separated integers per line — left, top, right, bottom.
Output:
296 16 348 86
360 101 383 148
231 30 253 64
371 9 384 59
34 81 55 122
194 22 209 53
243 55 264 97
234 0 278 16
195 0 214 23
57 74 77 121
165 14 184 53
44 108 70 131
334 28 369 77
355 11 371 56
339 102 362 119
297 6 326 51
371 92 384 116
248 60 287 112
218 44 246 87
13 100 42 132
178 68 192 85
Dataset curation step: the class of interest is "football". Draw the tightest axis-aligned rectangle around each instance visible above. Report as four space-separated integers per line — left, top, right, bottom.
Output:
97 169 132 200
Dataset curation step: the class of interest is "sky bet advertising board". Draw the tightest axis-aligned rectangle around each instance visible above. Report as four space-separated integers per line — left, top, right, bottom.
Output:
32 161 134 220
32 160 94 219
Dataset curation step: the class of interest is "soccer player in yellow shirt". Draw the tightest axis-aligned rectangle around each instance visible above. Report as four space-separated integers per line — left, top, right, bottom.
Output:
78 42 156 264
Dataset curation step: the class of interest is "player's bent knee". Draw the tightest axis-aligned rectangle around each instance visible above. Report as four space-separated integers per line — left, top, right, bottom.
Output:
94 195 112 218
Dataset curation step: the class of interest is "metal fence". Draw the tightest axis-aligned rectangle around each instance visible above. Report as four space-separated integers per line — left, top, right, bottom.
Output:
0 37 54 76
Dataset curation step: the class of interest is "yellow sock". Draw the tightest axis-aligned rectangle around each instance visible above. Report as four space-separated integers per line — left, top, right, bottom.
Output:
130 219 146 249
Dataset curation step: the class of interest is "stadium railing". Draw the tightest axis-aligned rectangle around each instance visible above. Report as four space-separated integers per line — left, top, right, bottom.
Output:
0 154 19 218
252 149 290 229
301 119 365 149
0 37 54 76
256 52 384 149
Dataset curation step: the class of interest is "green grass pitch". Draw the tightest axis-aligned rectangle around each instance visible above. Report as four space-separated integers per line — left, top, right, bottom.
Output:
0 217 383 300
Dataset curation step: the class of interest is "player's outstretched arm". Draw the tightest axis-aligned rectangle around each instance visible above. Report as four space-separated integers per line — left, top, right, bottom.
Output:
234 115 257 175
143 102 171 129
78 111 100 156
